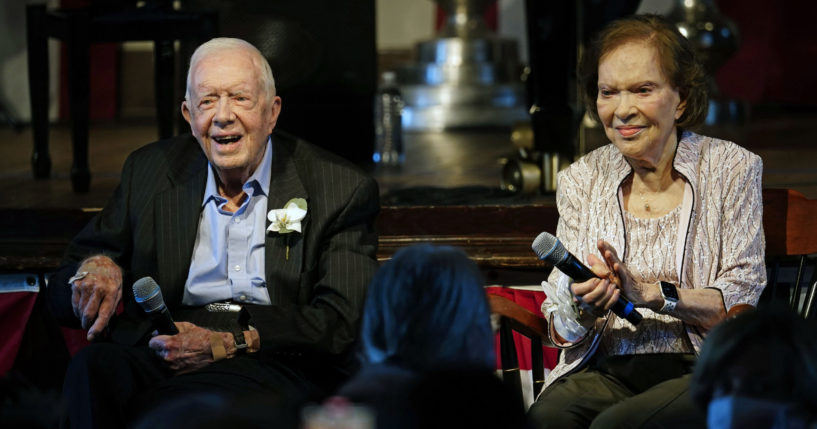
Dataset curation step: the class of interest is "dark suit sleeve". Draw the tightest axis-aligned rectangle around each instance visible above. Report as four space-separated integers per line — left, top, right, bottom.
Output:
245 175 380 358
45 155 136 328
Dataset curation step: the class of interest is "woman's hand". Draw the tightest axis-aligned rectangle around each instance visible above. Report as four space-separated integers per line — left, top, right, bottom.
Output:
596 240 728 327
148 322 233 373
597 240 658 307
569 253 622 316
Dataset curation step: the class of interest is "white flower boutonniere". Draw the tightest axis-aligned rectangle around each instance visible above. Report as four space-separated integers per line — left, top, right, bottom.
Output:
267 198 307 260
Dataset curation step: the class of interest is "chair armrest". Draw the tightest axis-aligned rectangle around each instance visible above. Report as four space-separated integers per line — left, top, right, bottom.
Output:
727 303 755 318
487 294 549 340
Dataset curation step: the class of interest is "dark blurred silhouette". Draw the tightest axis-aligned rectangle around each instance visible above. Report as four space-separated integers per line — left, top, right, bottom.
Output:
410 367 529 429
0 373 62 429
333 244 528 429
133 391 301 429
691 304 817 428
357 244 494 371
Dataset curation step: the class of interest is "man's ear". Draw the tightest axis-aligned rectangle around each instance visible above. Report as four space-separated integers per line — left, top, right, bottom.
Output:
181 100 192 125
267 96 282 133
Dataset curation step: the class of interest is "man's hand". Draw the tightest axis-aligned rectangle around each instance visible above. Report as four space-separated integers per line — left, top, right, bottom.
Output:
149 322 234 373
70 255 123 341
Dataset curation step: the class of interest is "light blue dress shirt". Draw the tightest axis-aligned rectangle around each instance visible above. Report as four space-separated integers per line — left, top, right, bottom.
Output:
182 139 273 306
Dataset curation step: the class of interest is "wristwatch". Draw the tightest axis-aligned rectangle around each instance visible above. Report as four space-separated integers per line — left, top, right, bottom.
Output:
233 329 248 352
658 281 679 313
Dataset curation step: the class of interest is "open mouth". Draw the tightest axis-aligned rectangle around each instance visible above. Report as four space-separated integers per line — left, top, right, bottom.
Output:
213 135 242 144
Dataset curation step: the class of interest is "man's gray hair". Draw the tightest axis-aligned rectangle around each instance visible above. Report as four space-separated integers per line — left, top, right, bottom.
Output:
185 37 276 101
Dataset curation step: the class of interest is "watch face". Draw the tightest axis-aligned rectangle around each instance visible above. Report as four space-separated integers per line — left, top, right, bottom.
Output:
660 281 679 301
234 330 247 348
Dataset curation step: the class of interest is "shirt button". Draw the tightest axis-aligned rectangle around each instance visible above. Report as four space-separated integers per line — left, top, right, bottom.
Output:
239 294 247 301
234 265 241 271
233 218 240 224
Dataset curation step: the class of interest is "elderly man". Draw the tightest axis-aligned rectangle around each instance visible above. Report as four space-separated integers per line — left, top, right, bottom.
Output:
46 38 379 428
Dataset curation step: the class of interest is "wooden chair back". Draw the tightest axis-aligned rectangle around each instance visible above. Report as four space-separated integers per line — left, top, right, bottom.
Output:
762 188 817 318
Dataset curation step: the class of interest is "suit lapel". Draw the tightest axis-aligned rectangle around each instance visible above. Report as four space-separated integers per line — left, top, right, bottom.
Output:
155 136 208 305
265 136 309 304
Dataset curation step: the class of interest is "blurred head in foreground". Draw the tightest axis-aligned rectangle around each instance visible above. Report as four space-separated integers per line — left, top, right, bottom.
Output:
359 244 494 371
691 304 817 429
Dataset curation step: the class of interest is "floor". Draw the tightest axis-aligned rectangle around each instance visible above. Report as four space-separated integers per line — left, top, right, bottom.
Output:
1 106 816 210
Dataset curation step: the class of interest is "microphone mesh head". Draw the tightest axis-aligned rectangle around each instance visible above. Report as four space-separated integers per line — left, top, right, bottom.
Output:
132 277 165 313
531 231 568 265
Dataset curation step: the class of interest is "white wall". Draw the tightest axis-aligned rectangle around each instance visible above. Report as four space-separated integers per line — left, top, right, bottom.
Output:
636 0 673 15
377 0 529 62
376 0 436 50
1 0 59 122
498 0 528 63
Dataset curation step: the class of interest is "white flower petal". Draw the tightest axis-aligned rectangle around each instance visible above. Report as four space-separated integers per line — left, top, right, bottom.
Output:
268 208 287 222
286 207 307 222
267 202 306 236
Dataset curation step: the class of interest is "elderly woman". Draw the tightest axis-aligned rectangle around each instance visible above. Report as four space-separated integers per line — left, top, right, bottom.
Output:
527 14 766 428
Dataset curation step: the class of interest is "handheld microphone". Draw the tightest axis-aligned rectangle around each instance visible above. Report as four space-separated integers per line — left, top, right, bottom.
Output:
133 276 179 335
532 232 642 326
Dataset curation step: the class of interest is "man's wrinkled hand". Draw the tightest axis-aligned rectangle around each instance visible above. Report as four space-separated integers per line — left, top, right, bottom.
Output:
70 255 123 341
149 322 231 373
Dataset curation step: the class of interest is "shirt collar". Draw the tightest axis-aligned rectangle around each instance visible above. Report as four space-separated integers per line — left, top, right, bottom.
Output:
203 137 273 206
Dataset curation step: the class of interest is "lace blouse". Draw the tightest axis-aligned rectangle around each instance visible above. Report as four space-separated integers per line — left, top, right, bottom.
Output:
598 205 694 356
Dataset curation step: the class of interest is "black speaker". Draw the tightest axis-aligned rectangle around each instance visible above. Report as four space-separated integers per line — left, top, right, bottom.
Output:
523 0 639 158
184 0 376 166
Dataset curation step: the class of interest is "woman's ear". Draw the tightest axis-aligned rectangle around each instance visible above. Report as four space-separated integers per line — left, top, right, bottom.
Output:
675 98 687 121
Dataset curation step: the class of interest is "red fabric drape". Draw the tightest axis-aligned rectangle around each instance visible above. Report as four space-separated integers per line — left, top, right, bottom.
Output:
485 286 559 372
0 292 38 375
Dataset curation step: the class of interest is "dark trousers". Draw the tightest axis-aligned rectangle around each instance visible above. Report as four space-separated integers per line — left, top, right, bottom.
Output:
62 342 319 429
527 353 706 429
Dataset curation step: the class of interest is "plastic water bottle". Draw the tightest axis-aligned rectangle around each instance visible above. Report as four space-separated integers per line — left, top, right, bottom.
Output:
373 71 404 166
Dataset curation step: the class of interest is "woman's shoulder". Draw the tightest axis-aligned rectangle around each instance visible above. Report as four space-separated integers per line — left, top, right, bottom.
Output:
681 131 762 167
559 144 628 185
677 131 763 191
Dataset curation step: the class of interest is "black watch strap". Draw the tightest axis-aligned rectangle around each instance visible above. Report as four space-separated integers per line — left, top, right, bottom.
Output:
233 329 248 352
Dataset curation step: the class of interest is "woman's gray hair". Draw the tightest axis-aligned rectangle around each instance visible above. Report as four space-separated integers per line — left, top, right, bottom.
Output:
185 38 276 101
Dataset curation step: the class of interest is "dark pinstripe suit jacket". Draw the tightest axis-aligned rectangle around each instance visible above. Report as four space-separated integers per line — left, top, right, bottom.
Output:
47 132 380 368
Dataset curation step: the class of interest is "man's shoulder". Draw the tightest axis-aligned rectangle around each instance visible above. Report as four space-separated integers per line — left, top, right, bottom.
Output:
129 134 200 162
124 134 205 179
273 131 375 185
